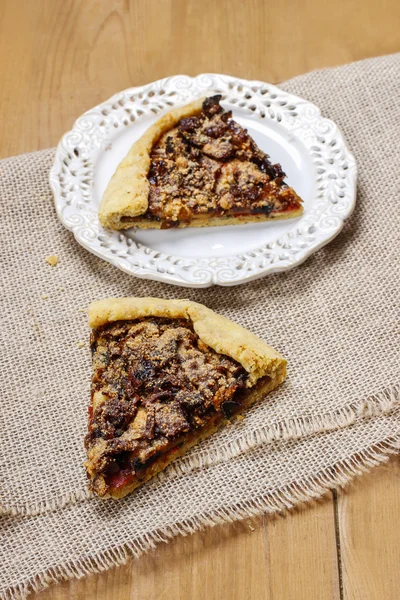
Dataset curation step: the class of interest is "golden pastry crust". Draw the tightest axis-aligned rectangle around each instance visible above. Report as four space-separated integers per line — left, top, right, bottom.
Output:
99 99 205 229
123 208 303 229
88 297 286 386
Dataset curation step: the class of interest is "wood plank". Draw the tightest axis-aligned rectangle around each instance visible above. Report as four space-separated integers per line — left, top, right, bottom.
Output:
34 517 270 600
33 496 340 600
337 456 400 600
264 495 341 600
1 0 400 158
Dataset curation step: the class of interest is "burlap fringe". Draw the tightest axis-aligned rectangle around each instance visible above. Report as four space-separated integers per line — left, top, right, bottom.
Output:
1 385 399 519
3 434 400 600
166 385 400 478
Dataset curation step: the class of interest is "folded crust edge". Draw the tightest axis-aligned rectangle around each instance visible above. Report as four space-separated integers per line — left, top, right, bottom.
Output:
88 297 287 386
99 98 205 230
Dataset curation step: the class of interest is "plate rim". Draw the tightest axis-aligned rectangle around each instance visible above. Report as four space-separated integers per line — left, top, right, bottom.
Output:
49 73 357 288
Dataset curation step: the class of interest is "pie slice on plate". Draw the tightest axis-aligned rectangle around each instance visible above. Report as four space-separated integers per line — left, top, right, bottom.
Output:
99 95 303 230
85 297 287 499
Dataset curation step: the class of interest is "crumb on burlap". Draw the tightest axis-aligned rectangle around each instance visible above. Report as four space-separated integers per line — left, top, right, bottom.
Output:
78 308 86 313
77 341 85 349
45 255 58 267
41 294 49 300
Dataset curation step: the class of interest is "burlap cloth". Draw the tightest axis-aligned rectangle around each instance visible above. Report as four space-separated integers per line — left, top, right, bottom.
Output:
1 53 399 599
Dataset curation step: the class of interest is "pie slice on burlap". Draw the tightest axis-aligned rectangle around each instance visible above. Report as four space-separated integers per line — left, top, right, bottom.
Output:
85 297 287 499
99 95 303 230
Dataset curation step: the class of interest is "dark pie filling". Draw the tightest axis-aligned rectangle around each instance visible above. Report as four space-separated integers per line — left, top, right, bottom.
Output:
139 95 302 228
85 317 252 495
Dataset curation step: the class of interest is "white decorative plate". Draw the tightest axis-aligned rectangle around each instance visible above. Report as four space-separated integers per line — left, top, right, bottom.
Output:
50 74 357 287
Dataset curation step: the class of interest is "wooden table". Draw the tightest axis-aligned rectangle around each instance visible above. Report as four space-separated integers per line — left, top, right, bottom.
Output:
1 1 399 598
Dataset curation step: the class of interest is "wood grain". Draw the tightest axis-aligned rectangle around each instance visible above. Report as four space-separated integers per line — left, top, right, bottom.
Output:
338 456 400 600
1 0 400 158
33 499 341 600
1 0 399 598
264 498 341 600
33 518 271 600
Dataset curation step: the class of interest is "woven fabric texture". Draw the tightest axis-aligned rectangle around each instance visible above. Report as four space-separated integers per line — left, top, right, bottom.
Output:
0 53 399 599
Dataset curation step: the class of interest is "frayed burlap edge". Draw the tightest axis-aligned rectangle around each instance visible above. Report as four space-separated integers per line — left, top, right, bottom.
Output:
4 434 400 600
2 385 399 518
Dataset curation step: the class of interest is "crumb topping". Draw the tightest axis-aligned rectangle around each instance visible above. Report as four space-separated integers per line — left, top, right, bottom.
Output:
145 95 302 228
85 318 248 495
